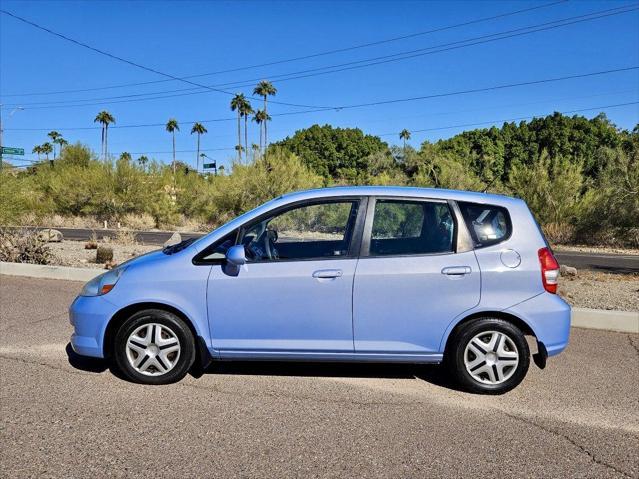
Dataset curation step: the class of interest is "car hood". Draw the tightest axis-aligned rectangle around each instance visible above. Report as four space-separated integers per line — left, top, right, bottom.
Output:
117 248 165 269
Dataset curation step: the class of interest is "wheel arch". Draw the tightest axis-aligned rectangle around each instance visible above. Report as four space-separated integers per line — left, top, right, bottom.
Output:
441 310 536 356
103 302 201 359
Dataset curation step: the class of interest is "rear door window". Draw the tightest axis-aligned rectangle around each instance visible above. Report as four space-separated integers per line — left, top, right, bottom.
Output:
458 201 511 248
369 200 454 256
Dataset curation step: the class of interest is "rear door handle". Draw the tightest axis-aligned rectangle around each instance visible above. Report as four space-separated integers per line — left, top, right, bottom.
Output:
312 269 343 279
441 266 472 276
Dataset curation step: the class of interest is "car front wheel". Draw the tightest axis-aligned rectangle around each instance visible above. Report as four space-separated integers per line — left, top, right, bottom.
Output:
113 309 195 385
447 318 530 394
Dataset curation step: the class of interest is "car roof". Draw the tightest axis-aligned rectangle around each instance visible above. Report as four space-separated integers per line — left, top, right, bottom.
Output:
279 186 521 206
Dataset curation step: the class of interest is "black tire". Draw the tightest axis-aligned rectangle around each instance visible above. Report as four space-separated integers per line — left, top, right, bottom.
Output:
446 318 530 394
113 309 196 385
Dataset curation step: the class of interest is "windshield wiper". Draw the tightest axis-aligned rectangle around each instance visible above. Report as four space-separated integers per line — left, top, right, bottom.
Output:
162 237 195 255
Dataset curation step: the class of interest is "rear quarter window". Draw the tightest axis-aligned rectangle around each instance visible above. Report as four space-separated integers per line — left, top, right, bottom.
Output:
458 201 511 248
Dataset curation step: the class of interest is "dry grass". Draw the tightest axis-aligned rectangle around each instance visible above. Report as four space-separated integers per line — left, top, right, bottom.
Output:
111 229 138 246
121 213 156 231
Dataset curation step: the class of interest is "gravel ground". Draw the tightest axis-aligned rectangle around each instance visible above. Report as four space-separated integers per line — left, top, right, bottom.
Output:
47 240 158 268
558 271 639 312
554 244 639 255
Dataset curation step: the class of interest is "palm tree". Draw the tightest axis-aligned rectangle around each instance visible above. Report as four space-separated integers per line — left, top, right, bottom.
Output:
399 129 411 155
165 118 180 178
47 131 61 159
239 100 254 160
251 143 260 161
253 81 277 149
41 142 53 161
32 145 42 161
94 111 115 160
56 138 68 156
252 109 267 154
262 112 272 155
230 94 247 163
138 155 149 171
191 122 208 172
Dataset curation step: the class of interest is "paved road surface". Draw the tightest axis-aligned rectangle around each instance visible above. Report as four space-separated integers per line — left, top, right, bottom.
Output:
10 226 639 273
1 275 638 478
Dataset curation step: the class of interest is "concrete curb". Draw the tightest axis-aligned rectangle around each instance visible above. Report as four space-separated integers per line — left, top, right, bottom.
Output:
1 262 637 334
572 308 638 334
0 261 104 282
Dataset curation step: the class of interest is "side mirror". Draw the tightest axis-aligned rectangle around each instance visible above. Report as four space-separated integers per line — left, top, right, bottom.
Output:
226 245 246 266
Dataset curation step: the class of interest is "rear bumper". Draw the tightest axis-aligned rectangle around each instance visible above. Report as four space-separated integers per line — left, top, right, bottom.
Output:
69 295 117 358
505 293 571 357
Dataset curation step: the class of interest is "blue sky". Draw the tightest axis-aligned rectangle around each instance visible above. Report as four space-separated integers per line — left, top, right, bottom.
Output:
1 0 638 170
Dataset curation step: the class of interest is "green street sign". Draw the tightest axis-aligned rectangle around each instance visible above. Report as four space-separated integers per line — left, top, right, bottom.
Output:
203 162 216 169
1 147 24 155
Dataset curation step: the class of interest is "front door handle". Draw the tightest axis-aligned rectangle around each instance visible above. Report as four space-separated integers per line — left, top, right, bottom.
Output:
312 269 343 279
441 266 472 276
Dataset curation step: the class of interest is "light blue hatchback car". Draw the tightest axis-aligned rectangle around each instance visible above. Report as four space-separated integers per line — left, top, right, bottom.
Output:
70 186 570 393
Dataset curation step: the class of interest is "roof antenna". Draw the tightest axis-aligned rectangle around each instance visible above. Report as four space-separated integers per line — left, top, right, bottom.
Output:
482 177 497 194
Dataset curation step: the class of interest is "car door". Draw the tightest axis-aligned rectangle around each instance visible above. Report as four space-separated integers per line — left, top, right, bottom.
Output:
353 197 480 354
204 197 365 356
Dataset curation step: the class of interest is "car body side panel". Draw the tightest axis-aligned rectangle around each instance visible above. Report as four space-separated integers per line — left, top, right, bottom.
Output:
353 251 481 353
80 253 212 357
472 199 547 309
208 259 357 353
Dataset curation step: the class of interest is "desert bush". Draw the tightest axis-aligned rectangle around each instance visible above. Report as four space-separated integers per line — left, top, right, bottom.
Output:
2 115 637 248
542 222 576 245
121 212 155 230
112 229 137 246
96 245 114 263
0 229 54 264
576 147 639 237
508 151 586 226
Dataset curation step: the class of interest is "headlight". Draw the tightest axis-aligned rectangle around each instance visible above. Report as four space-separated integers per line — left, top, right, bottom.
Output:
80 267 126 297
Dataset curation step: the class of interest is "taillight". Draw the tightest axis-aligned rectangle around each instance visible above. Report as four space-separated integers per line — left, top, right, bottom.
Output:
538 247 560 294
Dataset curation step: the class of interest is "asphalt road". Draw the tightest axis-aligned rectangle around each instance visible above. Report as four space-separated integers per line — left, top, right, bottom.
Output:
1 275 638 478
10 226 639 273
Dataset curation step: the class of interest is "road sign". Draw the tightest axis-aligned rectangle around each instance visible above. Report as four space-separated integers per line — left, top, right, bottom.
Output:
203 162 216 169
1 147 24 155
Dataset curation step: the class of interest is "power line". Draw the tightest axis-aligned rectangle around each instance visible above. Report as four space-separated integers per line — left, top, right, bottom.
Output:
0 0 568 98
0 9 332 110
4 4 637 110
5 66 637 131
376 101 639 136
333 66 639 110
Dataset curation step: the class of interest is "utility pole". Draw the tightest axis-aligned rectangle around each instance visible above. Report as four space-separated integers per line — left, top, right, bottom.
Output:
0 105 24 170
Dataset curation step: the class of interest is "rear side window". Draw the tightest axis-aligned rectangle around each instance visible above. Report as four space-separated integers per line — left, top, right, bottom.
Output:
458 201 511 248
370 200 454 256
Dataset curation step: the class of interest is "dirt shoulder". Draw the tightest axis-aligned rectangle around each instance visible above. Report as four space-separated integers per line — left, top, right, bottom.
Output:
558 271 638 312
47 240 158 269
553 244 639 255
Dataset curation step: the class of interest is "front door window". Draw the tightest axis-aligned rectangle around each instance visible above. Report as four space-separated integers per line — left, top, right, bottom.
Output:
240 200 359 262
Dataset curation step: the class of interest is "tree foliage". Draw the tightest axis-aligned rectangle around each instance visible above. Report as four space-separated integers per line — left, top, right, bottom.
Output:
275 124 389 179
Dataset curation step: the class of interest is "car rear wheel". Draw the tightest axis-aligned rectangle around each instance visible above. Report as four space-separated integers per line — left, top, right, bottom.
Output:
113 309 195 385
447 318 530 394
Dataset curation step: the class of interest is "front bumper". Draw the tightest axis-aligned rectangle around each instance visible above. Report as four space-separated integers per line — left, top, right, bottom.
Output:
69 294 118 358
